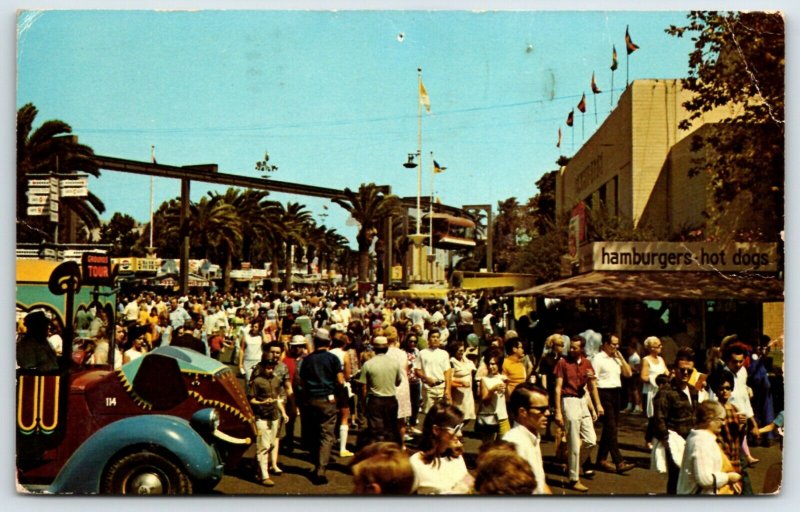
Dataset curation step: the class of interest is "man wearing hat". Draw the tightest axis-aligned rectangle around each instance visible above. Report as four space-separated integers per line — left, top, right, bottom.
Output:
17 311 59 372
298 328 345 485
283 334 308 454
357 336 404 445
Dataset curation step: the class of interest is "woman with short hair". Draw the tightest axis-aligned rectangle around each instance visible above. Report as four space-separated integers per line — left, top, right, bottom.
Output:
677 401 742 495
409 402 473 494
640 336 667 417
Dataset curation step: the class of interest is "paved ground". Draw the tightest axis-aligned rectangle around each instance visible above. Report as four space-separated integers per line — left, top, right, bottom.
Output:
214 406 783 496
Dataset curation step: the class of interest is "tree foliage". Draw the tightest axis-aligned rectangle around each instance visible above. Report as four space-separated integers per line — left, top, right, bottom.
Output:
666 11 784 240
17 103 105 243
332 183 402 285
99 212 140 256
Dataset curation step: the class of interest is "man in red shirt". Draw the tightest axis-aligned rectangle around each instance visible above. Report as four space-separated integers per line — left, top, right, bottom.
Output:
554 335 603 492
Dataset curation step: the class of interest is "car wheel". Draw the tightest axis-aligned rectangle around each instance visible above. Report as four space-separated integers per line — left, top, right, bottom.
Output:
102 451 193 495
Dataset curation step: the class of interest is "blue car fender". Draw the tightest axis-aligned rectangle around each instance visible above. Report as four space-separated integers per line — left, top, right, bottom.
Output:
48 414 223 494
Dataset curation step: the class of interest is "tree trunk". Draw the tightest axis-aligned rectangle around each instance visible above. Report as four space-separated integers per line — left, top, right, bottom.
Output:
358 247 370 284
223 249 233 293
284 242 293 291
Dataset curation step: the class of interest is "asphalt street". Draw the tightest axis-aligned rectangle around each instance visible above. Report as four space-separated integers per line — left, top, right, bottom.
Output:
214 396 782 496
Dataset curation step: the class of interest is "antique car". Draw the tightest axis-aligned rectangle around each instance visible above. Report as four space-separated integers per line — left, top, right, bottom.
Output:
16 257 257 494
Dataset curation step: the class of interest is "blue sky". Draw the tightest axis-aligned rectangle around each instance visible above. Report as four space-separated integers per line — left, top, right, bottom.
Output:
10 9 745 246
5 3 800 512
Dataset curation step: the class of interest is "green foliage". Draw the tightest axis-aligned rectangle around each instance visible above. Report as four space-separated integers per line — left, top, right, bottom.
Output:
332 183 402 284
99 212 140 256
666 11 784 241
17 103 105 243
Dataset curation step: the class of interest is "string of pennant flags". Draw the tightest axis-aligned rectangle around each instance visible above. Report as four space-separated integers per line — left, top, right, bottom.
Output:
557 26 639 150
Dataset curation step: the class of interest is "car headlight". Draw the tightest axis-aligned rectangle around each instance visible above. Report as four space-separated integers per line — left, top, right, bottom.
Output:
190 407 252 446
190 408 219 437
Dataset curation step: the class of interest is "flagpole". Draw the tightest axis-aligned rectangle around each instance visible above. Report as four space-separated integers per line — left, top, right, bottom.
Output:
149 145 155 253
626 52 630 86
611 71 615 107
593 93 598 124
416 69 423 238
571 124 574 153
581 112 585 141
429 151 434 258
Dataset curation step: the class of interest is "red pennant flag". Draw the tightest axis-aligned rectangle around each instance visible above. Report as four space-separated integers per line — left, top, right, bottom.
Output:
625 26 639 55
591 73 601 94
611 45 618 71
577 94 587 113
557 127 562 148
566 110 574 127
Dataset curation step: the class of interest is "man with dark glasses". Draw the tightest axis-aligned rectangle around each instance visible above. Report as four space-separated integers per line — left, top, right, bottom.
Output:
653 347 699 494
503 383 553 494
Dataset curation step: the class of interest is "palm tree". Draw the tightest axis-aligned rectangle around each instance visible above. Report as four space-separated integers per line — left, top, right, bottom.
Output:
17 103 105 243
332 183 402 288
209 188 271 264
319 228 349 278
188 195 243 292
277 202 312 291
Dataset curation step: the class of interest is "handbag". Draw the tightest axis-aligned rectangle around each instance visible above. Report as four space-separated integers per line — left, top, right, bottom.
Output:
476 413 499 433
716 445 739 495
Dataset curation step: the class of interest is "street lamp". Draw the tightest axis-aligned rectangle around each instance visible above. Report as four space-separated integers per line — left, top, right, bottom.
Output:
404 151 426 247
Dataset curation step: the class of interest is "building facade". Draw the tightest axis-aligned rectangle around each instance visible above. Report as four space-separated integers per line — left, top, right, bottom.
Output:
556 79 765 240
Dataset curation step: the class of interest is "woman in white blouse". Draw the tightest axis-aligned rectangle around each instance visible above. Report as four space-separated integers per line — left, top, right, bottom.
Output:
678 401 742 494
409 402 473 494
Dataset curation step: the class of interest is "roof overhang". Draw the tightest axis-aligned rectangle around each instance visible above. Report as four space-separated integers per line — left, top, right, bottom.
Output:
506 271 783 302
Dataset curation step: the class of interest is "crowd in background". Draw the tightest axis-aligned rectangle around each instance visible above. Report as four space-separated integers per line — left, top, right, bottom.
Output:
16 284 784 495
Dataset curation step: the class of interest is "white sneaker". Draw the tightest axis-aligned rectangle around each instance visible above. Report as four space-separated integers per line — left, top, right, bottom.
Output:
339 449 355 458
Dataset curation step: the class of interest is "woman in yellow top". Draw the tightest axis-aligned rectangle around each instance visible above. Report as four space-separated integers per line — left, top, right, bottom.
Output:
502 337 533 398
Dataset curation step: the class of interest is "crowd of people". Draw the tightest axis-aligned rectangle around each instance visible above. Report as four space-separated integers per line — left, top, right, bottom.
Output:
16 285 783 495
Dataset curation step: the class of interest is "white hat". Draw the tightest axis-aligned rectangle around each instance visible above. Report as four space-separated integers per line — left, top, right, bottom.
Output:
372 336 388 346
315 328 331 341
290 335 307 346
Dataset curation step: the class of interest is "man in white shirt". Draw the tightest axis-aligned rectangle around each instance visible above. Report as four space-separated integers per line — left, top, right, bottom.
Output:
205 302 229 338
122 295 140 326
592 333 635 474
502 383 553 494
723 342 760 439
413 330 452 414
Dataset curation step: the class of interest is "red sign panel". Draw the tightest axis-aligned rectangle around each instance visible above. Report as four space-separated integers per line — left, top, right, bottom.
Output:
82 253 113 286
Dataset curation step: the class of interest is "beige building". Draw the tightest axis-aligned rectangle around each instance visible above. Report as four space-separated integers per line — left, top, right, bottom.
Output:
546 79 783 352
556 79 761 240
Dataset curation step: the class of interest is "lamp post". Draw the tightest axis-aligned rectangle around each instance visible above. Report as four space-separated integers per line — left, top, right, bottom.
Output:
404 153 426 281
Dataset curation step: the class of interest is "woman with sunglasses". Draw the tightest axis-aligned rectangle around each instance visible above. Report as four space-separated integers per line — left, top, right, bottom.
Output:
708 368 750 494
409 402 473 494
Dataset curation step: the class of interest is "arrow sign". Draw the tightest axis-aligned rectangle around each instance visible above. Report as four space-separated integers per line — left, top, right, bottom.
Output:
60 178 88 188
59 187 88 197
28 194 48 205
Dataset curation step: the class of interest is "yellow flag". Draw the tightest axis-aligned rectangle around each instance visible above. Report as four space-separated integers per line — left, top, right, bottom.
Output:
419 79 431 113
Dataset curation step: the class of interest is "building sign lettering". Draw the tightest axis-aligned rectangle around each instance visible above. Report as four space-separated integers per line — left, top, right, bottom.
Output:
584 242 778 272
574 154 604 194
